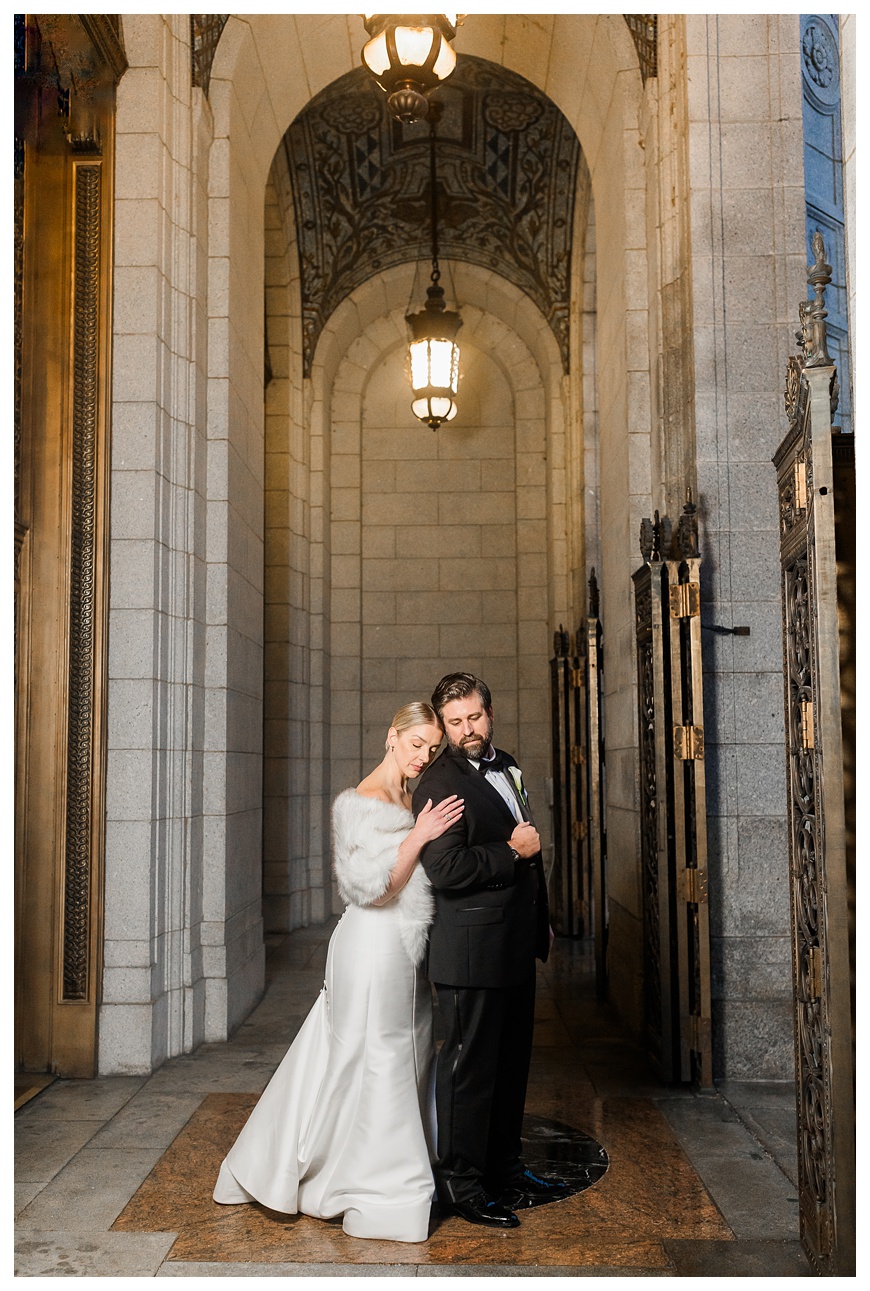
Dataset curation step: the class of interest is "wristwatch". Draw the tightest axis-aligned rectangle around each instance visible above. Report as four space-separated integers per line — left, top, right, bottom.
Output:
509 847 520 862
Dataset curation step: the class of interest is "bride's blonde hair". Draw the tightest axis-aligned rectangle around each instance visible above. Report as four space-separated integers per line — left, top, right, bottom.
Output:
385 701 442 752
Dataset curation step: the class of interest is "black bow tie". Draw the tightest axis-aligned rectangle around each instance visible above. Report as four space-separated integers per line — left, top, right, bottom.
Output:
480 752 505 774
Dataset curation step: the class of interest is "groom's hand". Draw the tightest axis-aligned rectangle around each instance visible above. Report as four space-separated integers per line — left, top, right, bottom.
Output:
509 822 540 858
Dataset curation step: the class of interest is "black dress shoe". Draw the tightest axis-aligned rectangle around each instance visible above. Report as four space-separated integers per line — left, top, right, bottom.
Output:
451 1195 520 1228
500 1169 574 1209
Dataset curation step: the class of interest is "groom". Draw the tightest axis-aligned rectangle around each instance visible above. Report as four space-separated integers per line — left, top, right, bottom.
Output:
412 672 571 1228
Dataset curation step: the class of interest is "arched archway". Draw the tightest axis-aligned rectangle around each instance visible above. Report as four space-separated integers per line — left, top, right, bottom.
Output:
204 10 652 1019
104 13 655 1068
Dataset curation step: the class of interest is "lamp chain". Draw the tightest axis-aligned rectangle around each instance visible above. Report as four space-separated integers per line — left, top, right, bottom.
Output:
429 117 440 286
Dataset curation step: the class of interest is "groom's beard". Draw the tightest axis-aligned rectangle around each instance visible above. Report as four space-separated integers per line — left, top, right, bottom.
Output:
446 716 494 763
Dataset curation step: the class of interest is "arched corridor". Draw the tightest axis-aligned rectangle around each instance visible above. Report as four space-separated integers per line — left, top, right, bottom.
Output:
15 12 854 1276
15 927 809 1277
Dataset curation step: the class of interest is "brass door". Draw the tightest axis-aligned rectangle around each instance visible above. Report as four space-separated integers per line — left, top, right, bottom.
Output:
15 16 125 1078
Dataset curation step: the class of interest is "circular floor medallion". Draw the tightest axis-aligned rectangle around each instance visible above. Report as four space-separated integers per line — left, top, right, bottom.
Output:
521 1114 609 1195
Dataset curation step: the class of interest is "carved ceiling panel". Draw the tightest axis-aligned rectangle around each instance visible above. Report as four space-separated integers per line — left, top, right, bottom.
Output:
191 15 228 96
284 56 582 375
624 15 657 83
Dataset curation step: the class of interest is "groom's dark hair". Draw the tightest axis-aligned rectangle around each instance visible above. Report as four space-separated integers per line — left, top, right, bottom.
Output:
431 672 492 718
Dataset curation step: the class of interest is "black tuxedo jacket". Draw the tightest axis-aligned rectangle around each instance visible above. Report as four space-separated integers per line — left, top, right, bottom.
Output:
412 745 550 988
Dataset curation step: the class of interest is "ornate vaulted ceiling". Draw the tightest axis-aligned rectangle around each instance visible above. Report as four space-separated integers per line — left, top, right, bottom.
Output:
283 56 582 375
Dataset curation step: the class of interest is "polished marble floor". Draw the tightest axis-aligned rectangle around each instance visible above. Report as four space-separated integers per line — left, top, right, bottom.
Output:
15 924 810 1278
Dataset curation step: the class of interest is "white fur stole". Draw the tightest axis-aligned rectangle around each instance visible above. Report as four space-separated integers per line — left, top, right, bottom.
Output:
331 788 434 966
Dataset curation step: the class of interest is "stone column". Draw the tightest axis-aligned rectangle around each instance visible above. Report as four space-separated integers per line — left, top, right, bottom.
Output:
101 15 210 1071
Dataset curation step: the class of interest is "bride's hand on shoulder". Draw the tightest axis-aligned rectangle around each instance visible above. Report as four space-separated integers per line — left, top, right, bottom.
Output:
414 795 464 844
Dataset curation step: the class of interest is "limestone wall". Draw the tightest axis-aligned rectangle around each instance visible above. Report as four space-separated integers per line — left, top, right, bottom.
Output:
682 14 806 1078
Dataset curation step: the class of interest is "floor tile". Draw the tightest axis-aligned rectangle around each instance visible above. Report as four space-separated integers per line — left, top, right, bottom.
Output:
17 1147 168 1232
15 1118 104 1183
90 1092 204 1152
15 1076 145 1122
14 1230 177 1277
416 1265 674 1278
663 1238 812 1276
158 1262 419 1277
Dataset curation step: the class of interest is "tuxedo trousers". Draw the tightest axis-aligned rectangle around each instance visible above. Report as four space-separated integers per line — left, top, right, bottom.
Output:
432 972 536 1205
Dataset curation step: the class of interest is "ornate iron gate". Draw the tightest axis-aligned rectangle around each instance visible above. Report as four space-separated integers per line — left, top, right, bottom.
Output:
774 234 855 1275
550 572 607 986
632 497 713 1086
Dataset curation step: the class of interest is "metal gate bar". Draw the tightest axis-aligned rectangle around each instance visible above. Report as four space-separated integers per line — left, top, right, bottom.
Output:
633 499 713 1087
585 571 607 997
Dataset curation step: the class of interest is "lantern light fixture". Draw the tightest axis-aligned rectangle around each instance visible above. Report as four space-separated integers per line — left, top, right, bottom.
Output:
361 14 461 124
405 110 462 430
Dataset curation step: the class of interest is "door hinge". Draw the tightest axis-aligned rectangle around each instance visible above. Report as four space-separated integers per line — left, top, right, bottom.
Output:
807 945 822 999
800 698 815 750
674 724 704 760
570 744 586 766
795 459 807 511
669 581 701 619
571 819 587 842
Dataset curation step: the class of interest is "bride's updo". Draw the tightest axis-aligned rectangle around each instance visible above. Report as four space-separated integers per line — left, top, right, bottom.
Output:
386 701 442 752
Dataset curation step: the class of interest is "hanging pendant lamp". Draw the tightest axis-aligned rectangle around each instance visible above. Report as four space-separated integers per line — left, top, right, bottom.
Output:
405 112 462 430
361 14 460 124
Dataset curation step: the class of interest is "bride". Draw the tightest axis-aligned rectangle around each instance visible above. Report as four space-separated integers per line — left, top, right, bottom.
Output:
213 702 462 1243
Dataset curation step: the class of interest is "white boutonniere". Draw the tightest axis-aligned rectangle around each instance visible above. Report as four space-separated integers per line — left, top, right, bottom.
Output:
507 765 529 806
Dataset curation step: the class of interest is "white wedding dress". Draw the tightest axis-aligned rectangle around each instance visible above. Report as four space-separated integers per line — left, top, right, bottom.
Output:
213 791 436 1243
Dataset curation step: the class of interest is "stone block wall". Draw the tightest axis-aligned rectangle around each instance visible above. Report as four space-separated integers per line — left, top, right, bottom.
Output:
262 150 329 933
683 13 806 1078
322 284 559 913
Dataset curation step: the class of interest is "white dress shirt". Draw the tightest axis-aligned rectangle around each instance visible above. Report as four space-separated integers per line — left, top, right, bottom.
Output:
469 748 525 825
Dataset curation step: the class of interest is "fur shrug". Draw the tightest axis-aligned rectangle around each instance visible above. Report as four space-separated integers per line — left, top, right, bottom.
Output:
331 788 434 966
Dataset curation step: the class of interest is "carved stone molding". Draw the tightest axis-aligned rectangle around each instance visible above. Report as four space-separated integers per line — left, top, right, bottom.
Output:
79 15 128 83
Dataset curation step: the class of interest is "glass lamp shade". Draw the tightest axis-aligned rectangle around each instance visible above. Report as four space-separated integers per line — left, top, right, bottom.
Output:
406 284 462 429
361 14 459 123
